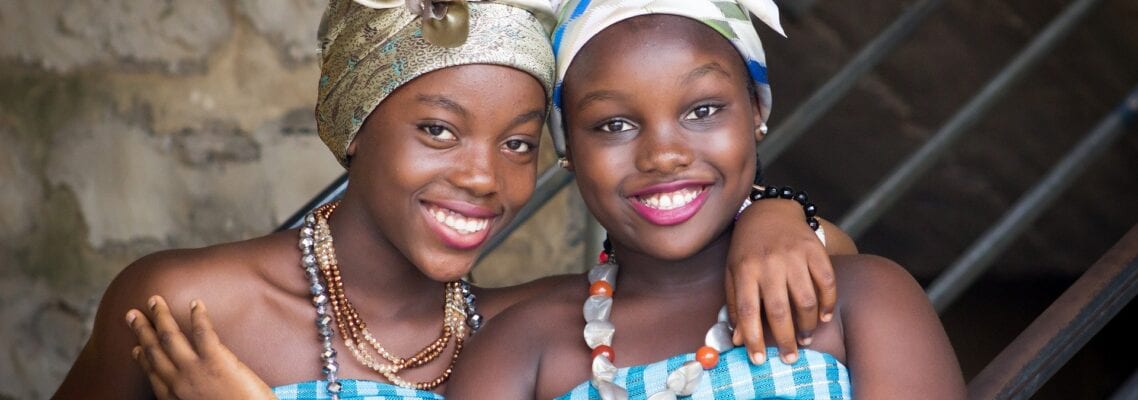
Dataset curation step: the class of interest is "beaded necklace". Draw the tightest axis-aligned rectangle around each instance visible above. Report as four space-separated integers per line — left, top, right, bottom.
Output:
298 202 482 399
583 249 735 400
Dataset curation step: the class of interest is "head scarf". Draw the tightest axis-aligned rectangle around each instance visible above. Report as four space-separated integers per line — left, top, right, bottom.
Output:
317 0 557 167
548 0 785 156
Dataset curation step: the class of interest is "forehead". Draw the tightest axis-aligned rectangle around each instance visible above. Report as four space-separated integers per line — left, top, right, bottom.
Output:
565 14 744 84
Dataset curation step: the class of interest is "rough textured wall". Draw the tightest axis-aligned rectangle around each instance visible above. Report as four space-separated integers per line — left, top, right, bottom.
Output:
0 1 585 398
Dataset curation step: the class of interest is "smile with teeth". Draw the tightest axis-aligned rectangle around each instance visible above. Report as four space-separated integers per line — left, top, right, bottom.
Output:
427 204 490 235
635 186 706 210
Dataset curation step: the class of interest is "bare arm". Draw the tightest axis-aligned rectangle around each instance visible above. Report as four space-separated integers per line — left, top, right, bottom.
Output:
726 198 856 364
837 255 965 399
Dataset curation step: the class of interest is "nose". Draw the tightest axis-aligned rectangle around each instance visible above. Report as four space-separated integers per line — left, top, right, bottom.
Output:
447 143 498 197
635 123 693 175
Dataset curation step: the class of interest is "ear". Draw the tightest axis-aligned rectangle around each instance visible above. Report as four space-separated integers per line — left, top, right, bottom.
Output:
752 97 766 144
346 136 360 159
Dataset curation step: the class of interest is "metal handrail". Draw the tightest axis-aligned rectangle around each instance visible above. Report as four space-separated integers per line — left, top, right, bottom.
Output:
967 225 1138 399
926 85 1138 312
758 0 947 166
838 0 1106 238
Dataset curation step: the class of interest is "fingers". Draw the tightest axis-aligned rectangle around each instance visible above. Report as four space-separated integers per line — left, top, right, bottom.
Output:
729 268 769 365
188 300 229 362
147 296 200 367
808 251 838 323
133 346 176 400
786 260 819 346
127 310 179 386
760 276 800 364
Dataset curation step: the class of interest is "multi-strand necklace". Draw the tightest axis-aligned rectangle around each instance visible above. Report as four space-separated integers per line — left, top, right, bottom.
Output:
298 201 481 399
583 249 735 400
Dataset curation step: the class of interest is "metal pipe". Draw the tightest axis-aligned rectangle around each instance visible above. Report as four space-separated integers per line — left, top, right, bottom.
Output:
477 166 575 259
276 173 349 231
838 0 1106 238
1109 368 1138 400
966 225 1138 399
758 0 947 166
927 85 1138 312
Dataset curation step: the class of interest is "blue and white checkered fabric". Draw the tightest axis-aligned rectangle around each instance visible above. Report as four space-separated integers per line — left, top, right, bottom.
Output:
273 379 445 400
556 347 850 399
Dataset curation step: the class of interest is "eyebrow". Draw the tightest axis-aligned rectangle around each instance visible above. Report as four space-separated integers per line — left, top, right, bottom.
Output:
417 94 469 119
575 90 628 113
680 62 732 86
510 109 546 127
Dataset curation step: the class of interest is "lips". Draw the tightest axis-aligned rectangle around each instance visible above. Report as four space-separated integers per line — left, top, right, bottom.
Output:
627 182 710 226
420 201 497 250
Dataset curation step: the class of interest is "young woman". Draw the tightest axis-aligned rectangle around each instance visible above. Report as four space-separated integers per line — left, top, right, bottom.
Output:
444 1 966 398
56 0 856 399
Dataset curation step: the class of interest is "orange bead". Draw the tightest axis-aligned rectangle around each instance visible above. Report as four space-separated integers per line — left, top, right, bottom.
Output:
589 281 614 297
696 346 719 370
592 345 614 362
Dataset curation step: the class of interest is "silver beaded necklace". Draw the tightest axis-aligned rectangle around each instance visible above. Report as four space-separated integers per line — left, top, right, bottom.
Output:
298 210 482 399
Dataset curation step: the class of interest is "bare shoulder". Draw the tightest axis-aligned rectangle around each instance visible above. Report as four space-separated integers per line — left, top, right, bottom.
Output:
829 254 966 399
447 274 586 399
55 230 298 399
476 273 583 319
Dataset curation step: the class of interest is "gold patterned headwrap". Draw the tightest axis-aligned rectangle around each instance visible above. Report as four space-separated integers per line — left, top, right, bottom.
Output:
317 0 556 167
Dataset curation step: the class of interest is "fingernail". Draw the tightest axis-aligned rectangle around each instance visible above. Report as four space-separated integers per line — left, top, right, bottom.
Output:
821 313 833 322
125 311 136 325
783 352 798 364
800 336 813 346
148 297 157 310
751 351 766 365
190 300 199 310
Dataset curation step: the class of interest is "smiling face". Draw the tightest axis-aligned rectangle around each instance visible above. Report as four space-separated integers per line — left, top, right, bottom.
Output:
344 63 546 281
562 15 762 261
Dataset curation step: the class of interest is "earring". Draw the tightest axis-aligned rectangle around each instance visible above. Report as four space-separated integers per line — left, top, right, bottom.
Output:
557 157 571 169
757 123 769 136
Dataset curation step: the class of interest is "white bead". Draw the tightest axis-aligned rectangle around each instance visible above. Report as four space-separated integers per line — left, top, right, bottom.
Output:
594 379 629 400
647 391 679 400
717 305 730 323
588 263 618 287
665 360 704 396
705 321 734 352
591 354 618 382
584 320 615 348
583 295 613 323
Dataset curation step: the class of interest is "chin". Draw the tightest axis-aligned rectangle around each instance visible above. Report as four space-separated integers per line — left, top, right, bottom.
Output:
415 253 477 282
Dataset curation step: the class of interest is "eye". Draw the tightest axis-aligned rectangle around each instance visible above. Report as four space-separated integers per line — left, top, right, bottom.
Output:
598 119 636 133
503 139 535 154
683 104 722 120
422 124 457 141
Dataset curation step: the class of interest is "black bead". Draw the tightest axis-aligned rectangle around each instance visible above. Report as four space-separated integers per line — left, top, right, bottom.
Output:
602 238 613 252
750 188 764 201
779 186 794 199
807 218 820 231
794 191 809 205
804 203 817 218
764 186 780 198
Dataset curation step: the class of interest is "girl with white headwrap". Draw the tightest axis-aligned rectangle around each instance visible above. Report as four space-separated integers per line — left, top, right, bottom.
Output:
446 0 964 398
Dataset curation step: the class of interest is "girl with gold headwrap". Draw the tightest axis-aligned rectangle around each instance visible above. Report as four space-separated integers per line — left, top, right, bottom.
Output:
56 0 859 398
445 0 964 398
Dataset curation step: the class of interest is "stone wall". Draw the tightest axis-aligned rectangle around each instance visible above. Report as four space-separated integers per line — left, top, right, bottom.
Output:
0 1 585 397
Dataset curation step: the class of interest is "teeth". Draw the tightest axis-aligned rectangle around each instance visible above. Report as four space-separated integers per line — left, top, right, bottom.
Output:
427 205 490 235
637 187 704 210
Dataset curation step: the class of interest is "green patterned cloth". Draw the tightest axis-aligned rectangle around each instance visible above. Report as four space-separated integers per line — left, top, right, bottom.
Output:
548 0 785 156
316 0 556 167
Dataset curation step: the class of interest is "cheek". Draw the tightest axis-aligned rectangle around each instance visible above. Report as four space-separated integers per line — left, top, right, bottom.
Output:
497 157 537 208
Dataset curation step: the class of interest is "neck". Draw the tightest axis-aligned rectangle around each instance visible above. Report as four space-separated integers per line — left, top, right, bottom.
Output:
324 195 446 316
611 228 732 300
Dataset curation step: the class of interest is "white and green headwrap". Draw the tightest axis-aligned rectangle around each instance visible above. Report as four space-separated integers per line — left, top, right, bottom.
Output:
548 0 785 156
